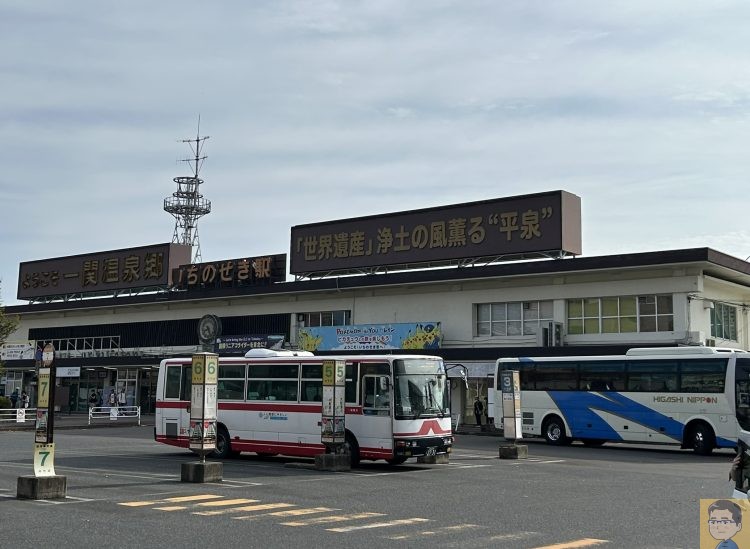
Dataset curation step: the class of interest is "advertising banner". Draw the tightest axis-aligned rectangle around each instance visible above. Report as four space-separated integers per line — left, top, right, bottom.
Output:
0 341 36 361
214 335 285 355
298 322 441 352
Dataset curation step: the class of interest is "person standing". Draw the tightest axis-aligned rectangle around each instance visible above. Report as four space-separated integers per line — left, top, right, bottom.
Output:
474 396 484 427
10 389 18 409
118 388 127 408
108 389 116 409
88 391 98 409
21 391 29 409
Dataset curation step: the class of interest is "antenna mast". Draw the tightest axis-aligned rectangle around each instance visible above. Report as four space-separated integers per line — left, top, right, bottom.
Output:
163 119 211 262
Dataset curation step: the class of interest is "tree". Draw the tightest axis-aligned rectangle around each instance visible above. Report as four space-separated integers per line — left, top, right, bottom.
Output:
0 281 21 379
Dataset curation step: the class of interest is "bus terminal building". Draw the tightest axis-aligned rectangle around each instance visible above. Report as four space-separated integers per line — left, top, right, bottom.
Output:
4 190 750 425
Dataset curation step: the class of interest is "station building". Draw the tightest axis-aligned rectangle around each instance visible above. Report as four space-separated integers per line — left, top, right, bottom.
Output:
3 190 750 426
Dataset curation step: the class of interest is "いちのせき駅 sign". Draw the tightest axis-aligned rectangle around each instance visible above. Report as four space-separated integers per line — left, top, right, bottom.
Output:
290 190 581 275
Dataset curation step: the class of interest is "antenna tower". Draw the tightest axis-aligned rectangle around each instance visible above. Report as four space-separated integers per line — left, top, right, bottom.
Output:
164 120 211 262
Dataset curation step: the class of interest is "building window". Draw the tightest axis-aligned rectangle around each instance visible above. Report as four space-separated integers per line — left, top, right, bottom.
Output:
475 301 553 337
567 295 673 334
301 310 351 327
711 303 738 341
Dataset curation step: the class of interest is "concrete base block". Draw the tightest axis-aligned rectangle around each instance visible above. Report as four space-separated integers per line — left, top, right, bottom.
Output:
181 461 223 483
498 443 528 459
17 475 67 499
314 453 351 471
417 453 450 464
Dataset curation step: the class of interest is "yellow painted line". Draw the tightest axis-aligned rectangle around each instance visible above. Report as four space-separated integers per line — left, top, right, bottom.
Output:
386 524 478 540
119 502 156 507
232 507 338 521
531 539 609 549
165 494 224 503
268 507 338 517
328 517 430 533
193 503 294 516
282 512 385 527
195 499 257 507
118 494 223 507
153 506 187 511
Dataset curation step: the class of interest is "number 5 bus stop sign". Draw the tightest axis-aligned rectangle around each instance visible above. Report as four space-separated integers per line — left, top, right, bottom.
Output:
315 359 350 471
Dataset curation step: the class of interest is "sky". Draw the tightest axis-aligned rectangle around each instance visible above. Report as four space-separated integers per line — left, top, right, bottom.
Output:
2 1 750 306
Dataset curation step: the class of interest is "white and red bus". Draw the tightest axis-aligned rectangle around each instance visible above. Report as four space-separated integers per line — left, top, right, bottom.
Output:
154 349 453 465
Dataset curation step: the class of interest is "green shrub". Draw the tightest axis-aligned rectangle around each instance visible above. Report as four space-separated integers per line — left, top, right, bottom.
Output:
0 396 11 409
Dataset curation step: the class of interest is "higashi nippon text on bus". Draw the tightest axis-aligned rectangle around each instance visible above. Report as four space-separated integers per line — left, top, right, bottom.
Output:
155 349 453 464
493 346 746 455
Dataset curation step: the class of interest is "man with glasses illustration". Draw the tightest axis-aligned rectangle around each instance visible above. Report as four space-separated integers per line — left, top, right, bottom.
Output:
708 500 742 549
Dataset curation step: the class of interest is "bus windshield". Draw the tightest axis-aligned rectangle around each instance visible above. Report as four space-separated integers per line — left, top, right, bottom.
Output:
393 358 448 419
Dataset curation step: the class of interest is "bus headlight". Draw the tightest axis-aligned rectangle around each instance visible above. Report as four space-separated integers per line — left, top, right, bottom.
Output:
443 437 453 445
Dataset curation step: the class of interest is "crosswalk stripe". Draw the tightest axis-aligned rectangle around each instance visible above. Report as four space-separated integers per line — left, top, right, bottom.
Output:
153 506 187 511
195 499 257 507
531 538 609 549
282 512 385 527
233 507 338 521
386 523 479 540
120 494 222 507
268 507 338 517
327 517 430 533
193 502 294 516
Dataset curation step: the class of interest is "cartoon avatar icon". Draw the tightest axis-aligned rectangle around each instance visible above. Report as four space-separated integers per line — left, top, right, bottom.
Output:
708 499 742 549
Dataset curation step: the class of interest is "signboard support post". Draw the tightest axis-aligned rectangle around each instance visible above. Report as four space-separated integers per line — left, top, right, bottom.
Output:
315 359 350 471
17 343 68 499
498 370 528 460
181 353 223 483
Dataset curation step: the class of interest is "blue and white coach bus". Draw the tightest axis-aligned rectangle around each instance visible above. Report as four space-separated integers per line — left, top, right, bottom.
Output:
495 347 747 455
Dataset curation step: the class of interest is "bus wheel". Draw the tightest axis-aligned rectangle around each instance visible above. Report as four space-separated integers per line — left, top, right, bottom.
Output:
688 423 715 456
582 439 606 447
212 426 234 459
345 432 360 467
543 415 569 445
386 456 408 466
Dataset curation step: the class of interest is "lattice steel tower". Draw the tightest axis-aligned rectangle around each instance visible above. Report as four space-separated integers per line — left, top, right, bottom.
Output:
164 124 211 262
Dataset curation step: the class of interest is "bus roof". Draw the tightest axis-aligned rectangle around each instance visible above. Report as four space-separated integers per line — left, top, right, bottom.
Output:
497 346 747 363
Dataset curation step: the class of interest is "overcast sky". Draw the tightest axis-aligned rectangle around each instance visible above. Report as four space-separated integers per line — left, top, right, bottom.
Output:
2 1 750 305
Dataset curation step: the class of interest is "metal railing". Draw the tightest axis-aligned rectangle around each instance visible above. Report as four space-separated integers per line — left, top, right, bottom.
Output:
88 406 141 425
0 407 38 424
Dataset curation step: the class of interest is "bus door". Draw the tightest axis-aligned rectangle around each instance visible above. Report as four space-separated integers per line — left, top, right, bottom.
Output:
161 363 192 440
732 357 750 498
361 375 393 453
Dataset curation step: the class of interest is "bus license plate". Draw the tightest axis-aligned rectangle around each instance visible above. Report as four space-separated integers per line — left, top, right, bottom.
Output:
426 447 437 456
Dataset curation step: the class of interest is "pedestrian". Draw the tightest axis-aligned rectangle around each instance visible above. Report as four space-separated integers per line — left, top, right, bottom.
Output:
97 390 103 407
10 389 18 409
108 389 116 408
21 391 29 409
88 391 98 409
474 396 484 427
118 388 127 408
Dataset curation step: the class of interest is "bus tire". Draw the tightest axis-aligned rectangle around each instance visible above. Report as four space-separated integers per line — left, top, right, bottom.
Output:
542 415 569 446
212 425 235 459
345 432 360 467
687 422 715 456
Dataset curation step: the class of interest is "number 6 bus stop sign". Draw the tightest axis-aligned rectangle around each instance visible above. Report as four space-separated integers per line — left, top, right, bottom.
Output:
181 353 223 483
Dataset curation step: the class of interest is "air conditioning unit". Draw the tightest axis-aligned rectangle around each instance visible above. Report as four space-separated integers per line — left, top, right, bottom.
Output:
686 331 705 345
706 338 717 347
